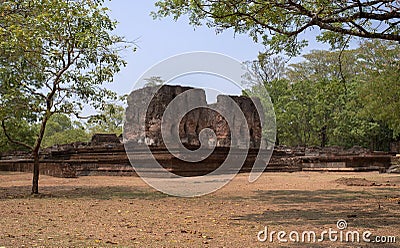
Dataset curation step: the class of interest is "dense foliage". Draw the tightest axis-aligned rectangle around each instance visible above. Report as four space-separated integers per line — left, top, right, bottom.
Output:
153 0 400 55
246 40 399 150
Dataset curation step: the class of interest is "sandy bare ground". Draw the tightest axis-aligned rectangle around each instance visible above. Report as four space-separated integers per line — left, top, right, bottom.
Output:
0 171 399 247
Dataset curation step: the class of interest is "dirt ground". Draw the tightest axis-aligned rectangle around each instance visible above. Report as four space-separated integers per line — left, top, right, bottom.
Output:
0 171 399 247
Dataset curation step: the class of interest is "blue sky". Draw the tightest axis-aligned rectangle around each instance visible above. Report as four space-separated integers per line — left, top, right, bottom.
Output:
103 1 330 97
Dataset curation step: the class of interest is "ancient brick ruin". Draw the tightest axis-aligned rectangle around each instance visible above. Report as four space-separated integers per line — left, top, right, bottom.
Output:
124 85 264 149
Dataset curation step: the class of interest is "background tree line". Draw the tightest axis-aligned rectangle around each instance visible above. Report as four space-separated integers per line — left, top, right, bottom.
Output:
245 40 399 150
3 39 398 152
0 101 125 153
2 40 398 153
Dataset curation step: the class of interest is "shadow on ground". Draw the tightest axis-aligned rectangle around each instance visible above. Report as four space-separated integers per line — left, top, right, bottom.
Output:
252 188 399 203
0 185 169 200
231 189 400 230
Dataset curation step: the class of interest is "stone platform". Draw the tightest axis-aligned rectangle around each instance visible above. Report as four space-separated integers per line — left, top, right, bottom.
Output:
0 143 394 177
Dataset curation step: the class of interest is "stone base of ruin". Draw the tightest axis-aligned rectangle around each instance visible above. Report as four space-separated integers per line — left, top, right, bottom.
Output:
0 144 394 178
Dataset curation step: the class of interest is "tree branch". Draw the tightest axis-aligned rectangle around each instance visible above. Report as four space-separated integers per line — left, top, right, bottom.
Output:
192 0 400 43
1 120 33 150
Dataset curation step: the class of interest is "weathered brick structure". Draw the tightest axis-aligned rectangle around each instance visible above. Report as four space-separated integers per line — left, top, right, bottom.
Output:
124 85 264 149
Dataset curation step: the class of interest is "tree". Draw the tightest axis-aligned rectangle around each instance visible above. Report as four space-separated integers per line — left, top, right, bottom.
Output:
356 40 400 137
42 114 90 148
245 53 344 146
153 0 400 55
243 54 286 145
286 50 353 147
87 102 125 135
0 0 129 194
245 46 397 149
287 49 358 86
143 76 164 87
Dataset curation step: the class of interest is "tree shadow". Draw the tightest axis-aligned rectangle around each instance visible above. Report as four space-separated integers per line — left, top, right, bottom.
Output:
250 188 396 204
234 208 400 229
232 188 400 229
0 185 170 200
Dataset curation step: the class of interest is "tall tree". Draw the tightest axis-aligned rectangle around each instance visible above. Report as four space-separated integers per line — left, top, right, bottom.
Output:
243 54 286 145
87 102 125 135
143 76 165 87
153 0 400 55
245 46 397 149
356 40 400 137
286 50 353 147
0 0 129 194
41 114 90 148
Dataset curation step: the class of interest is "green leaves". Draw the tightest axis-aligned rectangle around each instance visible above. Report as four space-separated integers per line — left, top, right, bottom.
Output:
153 0 400 56
357 40 400 137
0 118 36 152
0 0 130 151
246 41 400 149
87 103 125 136
41 114 90 148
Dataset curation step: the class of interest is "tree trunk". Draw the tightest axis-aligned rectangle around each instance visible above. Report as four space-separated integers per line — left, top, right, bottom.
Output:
31 112 49 195
32 152 40 194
